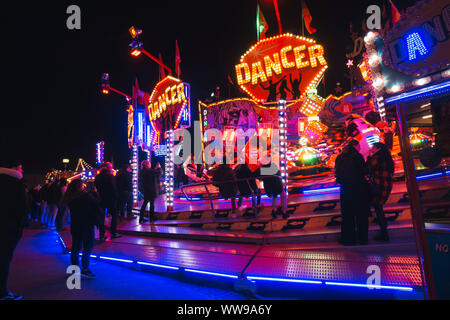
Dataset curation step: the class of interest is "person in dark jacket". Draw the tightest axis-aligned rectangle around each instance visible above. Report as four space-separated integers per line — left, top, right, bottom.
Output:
212 164 238 214
45 179 61 228
0 161 29 300
366 142 395 242
62 179 103 279
55 178 68 231
335 140 371 245
116 165 133 220
260 167 286 218
234 164 261 216
94 162 120 240
29 185 41 222
39 181 51 227
139 161 162 223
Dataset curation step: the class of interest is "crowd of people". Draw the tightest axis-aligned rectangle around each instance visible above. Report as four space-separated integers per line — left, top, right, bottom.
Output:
0 159 160 300
0 141 394 300
211 163 285 218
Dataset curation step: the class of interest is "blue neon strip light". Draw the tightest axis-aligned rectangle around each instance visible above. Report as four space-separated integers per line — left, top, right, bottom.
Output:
416 172 443 180
138 113 144 142
304 170 448 195
247 276 322 285
178 197 202 201
303 187 340 194
184 269 238 279
61 243 416 293
56 233 66 249
325 281 413 291
99 256 133 263
77 253 97 258
385 80 450 104
137 261 179 270
146 125 151 147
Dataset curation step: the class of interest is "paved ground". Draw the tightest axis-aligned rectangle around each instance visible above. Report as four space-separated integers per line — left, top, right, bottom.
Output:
7 229 247 300
6 228 424 300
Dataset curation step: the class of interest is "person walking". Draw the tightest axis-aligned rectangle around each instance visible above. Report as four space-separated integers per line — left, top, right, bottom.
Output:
62 179 103 279
335 140 371 245
94 162 120 240
139 161 162 223
29 185 41 223
39 181 51 227
45 179 61 228
116 165 133 220
55 178 68 231
366 142 395 242
0 161 29 300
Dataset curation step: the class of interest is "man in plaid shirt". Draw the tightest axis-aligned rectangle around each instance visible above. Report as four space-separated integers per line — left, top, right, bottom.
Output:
366 142 395 242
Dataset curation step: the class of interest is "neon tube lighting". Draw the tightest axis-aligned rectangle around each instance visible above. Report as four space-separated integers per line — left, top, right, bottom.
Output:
385 80 450 104
416 172 443 180
56 234 66 248
136 261 179 270
184 269 238 279
247 276 322 284
64 245 417 293
77 253 97 258
324 281 413 291
303 187 340 194
99 256 133 263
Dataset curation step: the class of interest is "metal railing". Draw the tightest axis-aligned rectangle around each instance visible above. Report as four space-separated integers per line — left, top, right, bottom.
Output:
179 175 286 217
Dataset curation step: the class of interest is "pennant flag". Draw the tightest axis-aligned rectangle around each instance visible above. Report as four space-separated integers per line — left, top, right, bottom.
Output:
158 53 165 81
175 40 181 78
256 2 269 41
301 0 316 34
389 0 401 25
361 20 368 33
227 74 234 85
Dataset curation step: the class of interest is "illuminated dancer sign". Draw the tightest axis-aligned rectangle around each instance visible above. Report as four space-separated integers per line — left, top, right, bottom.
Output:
235 33 328 103
146 76 190 212
147 76 190 142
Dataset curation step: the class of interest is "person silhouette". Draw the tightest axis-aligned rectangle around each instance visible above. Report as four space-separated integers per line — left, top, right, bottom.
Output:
279 78 293 101
260 76 285 102
289 73 302 100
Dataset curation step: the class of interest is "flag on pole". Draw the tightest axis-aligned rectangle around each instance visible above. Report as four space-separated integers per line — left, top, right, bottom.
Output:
301 0 316 34
227 74 234 85
388 0 401 25
256 2 269 41
158 53 165 81
175 40 181 78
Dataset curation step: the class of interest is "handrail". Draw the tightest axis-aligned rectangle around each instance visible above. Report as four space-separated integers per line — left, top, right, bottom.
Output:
180 175 285 217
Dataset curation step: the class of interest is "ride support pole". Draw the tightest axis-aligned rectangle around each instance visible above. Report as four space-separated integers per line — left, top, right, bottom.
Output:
396 103 436 299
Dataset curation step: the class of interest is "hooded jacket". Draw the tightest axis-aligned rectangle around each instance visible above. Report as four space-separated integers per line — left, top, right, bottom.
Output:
140 167 162 200
66 191 103 235
0 167 29 229
94 168 118 203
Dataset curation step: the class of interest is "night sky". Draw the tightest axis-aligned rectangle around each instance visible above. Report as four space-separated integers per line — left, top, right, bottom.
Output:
1 0 416 174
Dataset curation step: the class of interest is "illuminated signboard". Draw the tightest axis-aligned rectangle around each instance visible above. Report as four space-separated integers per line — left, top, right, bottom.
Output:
146 76 190 140
127 105 134 148
235 33 328 103
382 0 450 78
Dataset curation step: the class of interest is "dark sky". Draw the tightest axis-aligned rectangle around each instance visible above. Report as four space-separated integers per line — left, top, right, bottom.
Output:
1 0 416 173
